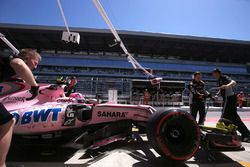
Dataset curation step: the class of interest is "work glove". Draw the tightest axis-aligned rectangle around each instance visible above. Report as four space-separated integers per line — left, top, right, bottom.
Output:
26 86 39 100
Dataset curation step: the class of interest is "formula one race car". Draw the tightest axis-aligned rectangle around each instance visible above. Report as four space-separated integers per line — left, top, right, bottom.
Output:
0 80 244 161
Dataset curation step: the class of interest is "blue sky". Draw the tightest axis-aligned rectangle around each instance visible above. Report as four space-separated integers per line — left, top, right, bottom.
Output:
0 0 250 41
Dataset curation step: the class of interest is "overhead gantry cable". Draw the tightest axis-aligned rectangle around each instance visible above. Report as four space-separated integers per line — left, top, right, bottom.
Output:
92 0 163 83
56 0 80 44
56 0 70 35
1 1 76 52
0 32 20 55
0 1 161 84
56 0 161 84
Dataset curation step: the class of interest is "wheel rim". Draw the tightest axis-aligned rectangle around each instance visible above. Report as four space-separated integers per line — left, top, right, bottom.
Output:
165 125 185 145
157 112 200 160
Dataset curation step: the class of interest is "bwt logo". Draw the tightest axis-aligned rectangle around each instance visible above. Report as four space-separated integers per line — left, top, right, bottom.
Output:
11 108 62 125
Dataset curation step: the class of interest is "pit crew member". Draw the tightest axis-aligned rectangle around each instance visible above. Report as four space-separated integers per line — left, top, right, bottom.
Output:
188 71 210 125
0 49 41 167
212 68 250 142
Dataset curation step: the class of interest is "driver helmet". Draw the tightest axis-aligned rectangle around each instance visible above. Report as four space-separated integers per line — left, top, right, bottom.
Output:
56 76 67 85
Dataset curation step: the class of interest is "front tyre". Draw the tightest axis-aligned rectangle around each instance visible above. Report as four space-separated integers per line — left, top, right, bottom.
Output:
147 109 200 161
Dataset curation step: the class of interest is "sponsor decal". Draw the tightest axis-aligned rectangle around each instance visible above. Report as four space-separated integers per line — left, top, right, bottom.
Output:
63 106 76 126
11 108 62 125
1 96 26 103
57 98 74 103
97 111 128 118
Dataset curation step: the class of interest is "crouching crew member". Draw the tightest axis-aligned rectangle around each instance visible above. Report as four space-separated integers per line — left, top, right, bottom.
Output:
0 49 41 167
212 68 250 142
188 72 210 125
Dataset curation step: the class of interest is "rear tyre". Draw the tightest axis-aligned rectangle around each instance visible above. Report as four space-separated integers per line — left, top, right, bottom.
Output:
147 109 200 161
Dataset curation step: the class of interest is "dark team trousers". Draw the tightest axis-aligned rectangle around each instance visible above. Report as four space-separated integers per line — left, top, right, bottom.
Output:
190 102 206 125
222 95 250 136
0 103 13 125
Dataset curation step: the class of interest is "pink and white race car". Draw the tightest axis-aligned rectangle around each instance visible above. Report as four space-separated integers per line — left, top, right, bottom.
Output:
0 81 244 161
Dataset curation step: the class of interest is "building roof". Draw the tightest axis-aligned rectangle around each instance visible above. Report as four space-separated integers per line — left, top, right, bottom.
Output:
0 23 250 63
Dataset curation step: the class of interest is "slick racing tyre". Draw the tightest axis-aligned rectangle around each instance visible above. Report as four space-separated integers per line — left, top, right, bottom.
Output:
147 109 200 161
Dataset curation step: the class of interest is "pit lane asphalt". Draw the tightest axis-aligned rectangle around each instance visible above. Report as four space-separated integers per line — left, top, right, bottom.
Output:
7 111 250 167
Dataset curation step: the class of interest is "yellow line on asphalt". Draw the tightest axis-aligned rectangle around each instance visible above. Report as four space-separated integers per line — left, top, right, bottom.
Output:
239 161 250 167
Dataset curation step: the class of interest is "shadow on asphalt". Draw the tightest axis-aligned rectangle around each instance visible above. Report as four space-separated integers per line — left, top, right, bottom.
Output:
7 139 244 167
7 145 78 162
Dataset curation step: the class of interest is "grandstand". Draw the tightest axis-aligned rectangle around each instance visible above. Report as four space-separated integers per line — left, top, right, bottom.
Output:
1 23 250 105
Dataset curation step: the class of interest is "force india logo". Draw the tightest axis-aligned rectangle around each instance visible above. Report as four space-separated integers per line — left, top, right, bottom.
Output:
97 111 128 118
